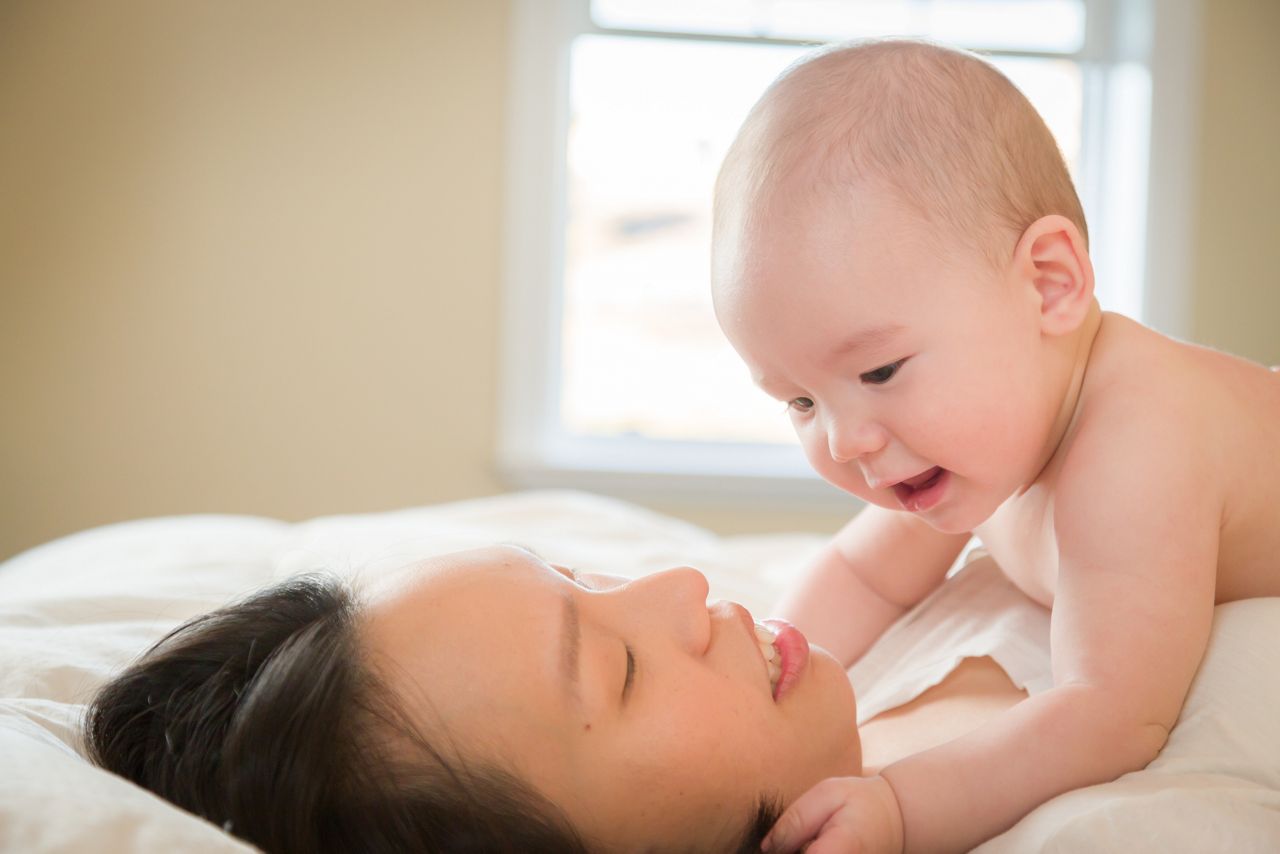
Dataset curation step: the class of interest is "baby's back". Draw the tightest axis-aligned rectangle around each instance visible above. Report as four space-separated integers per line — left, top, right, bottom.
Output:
1101 315 1280 602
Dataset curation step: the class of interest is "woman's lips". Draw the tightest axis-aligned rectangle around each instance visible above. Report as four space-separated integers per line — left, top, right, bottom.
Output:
762 618 809 701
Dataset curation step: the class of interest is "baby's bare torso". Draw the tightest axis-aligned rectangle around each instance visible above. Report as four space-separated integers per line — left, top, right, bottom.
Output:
976 313 1280 608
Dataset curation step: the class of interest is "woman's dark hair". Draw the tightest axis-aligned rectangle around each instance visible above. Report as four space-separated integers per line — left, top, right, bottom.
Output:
82 573 780 853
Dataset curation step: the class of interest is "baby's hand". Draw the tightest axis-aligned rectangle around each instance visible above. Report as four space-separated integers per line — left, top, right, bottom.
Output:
762 774 904 854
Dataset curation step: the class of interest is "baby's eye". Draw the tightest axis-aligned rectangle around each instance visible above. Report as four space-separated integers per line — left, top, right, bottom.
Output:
860 359 906 385
787 397 815 414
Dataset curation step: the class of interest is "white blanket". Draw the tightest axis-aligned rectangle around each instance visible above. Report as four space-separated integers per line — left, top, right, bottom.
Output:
1 490 1277 852
847 550 1280 851
850 549 1053 725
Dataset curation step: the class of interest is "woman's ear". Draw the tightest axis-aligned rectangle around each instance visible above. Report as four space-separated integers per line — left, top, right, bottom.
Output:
1009 214 1095 336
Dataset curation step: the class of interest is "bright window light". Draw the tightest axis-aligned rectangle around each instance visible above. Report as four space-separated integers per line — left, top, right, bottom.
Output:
500 0 1191 500
560 32 1083 445
590 0 1085 53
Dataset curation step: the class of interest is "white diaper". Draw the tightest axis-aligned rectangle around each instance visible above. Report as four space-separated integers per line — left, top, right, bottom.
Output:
847 549 1053 725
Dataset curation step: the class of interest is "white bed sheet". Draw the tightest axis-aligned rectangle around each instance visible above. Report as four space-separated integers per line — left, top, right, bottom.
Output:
2 490 1277 852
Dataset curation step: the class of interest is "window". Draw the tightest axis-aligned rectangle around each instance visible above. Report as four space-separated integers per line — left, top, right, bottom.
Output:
498 0 1200 505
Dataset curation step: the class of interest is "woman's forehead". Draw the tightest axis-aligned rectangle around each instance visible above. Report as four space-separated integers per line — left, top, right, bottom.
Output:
363 544 548 599
359 547 568 734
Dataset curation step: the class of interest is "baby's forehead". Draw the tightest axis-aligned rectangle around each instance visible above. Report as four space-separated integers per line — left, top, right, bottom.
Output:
730 180 959 280
715 39 1081 276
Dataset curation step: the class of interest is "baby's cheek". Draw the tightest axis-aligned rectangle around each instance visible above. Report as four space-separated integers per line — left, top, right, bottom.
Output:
803 440 871 494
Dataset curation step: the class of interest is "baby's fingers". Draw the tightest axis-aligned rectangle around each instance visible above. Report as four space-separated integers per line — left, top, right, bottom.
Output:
762 776 856 854
804 826 865 854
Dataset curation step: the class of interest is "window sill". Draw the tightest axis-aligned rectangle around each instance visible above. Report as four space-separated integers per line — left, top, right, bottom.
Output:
496 441 862 512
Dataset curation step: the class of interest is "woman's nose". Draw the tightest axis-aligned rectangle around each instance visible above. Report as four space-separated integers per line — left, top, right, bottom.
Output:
618 566 711 654
826 413 888 463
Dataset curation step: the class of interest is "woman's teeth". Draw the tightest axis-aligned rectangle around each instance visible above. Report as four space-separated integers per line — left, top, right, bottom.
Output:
754 623 782 690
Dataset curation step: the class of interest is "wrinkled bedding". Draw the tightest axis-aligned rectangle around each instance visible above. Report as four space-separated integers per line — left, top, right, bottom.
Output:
1 490 1277 852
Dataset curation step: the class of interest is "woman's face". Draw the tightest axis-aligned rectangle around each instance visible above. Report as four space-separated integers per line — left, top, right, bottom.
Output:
359 545 861 852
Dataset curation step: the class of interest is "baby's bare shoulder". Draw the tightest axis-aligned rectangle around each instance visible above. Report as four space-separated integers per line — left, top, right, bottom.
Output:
1076 313 1278 436
1056 313 1278 518
1049 316 1280 598
1073 316 1201 435
1054 317 1219 503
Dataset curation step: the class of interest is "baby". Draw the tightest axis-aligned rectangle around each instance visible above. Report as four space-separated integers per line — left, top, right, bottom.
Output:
710 39 1280 853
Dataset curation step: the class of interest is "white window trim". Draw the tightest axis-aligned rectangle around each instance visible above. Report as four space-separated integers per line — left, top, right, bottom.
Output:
496 0 1201 509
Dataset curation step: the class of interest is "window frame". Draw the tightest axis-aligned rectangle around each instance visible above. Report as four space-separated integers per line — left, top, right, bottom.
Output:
496 0 1201 508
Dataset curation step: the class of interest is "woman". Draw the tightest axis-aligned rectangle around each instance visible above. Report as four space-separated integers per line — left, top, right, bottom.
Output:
84 544 1027 853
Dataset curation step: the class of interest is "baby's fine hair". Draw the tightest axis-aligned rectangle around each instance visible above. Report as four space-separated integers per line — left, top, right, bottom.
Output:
715 38 1088 272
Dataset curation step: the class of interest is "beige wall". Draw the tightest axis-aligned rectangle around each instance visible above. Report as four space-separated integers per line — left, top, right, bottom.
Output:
1 1 1276 561
0 1 514 560
1191 0 1280 363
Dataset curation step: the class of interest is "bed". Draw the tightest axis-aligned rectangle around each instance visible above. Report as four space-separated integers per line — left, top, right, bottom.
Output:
2 489 1277 852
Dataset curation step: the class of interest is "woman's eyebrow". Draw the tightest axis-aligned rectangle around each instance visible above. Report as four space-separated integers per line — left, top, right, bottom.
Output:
498 541 586 712
561 586 584 713
499 545 560 571
499 541 548 562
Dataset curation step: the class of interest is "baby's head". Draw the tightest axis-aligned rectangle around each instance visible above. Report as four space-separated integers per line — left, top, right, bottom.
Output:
712 39 1098 531
713 37 1087 282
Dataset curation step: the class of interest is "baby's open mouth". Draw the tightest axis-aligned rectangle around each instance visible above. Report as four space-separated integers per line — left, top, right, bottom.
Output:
897 466 943 491
891 466 949 512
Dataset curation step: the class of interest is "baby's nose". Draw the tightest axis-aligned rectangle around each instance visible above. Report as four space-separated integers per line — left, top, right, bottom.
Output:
827 418 887 462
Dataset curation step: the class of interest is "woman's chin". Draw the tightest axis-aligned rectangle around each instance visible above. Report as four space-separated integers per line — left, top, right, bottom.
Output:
808 641 848 681
818 647 858 717
801 644 861 772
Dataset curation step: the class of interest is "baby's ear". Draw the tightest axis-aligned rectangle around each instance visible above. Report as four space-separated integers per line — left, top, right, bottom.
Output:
1010 214 1094 336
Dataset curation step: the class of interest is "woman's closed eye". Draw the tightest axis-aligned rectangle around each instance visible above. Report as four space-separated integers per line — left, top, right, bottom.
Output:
567 568 627 591
564 567 637 701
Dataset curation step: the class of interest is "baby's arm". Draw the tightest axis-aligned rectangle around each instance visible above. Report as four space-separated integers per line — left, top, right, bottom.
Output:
876 405 1220 852
773 504 970 668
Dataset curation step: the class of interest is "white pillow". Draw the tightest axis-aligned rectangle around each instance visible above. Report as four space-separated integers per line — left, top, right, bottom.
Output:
3 491 1277 852
0 514 288 853
0 491 809 853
